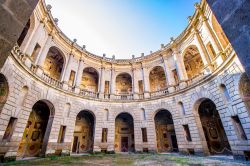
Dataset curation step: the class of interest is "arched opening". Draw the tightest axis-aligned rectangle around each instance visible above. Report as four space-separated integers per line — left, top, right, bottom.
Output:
72 110 95 153
183 46 204 79
43 47 65 80
178 102 186 115
17 100 54 158
212 15 229 49
115 113 135 152
154 109 178 152
115 73 132 95
80 67 99 92
149 66 167 92
219 84 232 102
198 98 231 154
239 73 250 113
17 19 30 46
0 74 9 114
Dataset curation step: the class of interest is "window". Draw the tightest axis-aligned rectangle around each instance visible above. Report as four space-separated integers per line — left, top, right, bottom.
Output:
141 128 148 142
101 128 108 143
31 43 41 61
138 80 144 93
206 42 216 60
232 116 247 140
183 125 192 142
220 84 231 102
68 70 76 86
3 117 18 141
57 125 66 143
179 102 186 115
141 108 146 120
104 81 110 94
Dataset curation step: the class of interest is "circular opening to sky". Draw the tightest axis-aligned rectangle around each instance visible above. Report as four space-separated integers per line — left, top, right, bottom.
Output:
45 0 197 59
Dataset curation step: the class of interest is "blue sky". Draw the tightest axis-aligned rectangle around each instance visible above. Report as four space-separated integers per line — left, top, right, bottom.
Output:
45 0 198 59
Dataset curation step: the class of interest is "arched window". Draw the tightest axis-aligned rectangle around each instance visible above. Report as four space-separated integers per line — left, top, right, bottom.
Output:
64 103 71 117
81 67 99 92
219 84 231 102
104 109 109 121
43 47 65 80
183 46 204 79
115 73 132 94
178 102 186 115
141 108 146 120
18 86 29 106
149 66 167 92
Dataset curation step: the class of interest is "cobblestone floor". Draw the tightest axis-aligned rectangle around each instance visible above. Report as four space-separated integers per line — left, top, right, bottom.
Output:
3 153 250 166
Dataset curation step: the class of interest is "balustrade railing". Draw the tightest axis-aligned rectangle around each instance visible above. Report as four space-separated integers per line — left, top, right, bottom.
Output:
79 89 99 98
41 73 63 88
150 88 169 98
10 44 233 101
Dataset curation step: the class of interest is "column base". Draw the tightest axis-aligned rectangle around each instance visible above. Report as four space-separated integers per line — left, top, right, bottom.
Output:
35 65 44 78
168 86 175 93
75 87 80 94
179 81 187 89
62 82 69 91
144 92 150 98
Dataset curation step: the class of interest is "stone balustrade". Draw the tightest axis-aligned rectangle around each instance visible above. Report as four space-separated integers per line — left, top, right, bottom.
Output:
10 44 234 102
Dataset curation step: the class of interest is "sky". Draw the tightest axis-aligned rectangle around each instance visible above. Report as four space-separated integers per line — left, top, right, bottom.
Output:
45 0 198 59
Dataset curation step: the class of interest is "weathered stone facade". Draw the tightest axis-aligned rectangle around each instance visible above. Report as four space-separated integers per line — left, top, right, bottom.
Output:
0 0 250 161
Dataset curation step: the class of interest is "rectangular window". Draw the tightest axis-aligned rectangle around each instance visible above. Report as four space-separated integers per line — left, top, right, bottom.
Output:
68 71 76 86
172 69 179 84
232 116 247 140
104 81 110 94
31 43 41 61
3 117 18 141
206 42 216 60
58 125 66 143
141 128 148 142
183 125 192 142
138 80 144 93
101 128 108 143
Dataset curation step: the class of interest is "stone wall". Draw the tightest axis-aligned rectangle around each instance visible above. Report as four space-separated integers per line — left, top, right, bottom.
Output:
0 0 39 68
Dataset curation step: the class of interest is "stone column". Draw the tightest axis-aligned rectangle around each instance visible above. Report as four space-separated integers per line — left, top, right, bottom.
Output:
61 53 73 86
35 35 52 77
141 64 150 98
24 22 44 56
132 68 139 99
195 3 223 54
110 67 116 98
173 48 188 89
193 29 214 73
75 57 84 93
98 66 104 98
0 0 39 68
162 55 176 93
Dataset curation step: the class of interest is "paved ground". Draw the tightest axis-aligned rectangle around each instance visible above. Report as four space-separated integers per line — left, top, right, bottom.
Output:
3 153 250 166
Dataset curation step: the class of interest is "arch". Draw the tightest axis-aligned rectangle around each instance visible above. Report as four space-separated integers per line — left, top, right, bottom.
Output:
17 19 30 46
0 73 9 114
17 100 55 158
17 86 29 107
104 109 109 121
43 46 65 80
193 98 231 155
219 84 231 102
72 110 95 153
64 103 71 117
141 108 146 120
178 101 186 115
80 67 99 92
183 45 204 79
115 112 135 152
149 66 167 92
115 73 132 95
154 109 178 152
212 15 229 49
239 72 250 113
